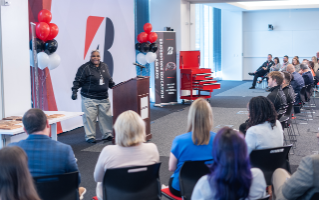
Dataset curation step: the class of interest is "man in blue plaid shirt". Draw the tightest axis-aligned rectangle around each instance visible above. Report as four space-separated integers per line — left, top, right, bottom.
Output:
8 109 81 183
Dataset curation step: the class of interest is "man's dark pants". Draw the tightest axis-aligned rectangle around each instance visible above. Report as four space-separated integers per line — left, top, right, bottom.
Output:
252 72 266 87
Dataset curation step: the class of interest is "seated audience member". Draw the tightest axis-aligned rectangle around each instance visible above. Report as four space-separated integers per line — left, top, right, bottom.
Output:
168 98 216 197
267 71 287 112
312 56 319 72
257 57 281 84
279 55 289 72
192 127 267 200
286 64 305 105
8 109 85 198
245 96 283 154
308 61 316 76
292 57 300 72
272 154 319 200
248 54 274 89
0 146 41 200
282 72 295 105
300 63 314 86
94 110 159 200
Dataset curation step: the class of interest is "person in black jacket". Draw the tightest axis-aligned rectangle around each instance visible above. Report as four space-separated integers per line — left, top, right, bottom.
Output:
72 50 115 143
267 71 287 113
249 54 274 89
282 72 295 105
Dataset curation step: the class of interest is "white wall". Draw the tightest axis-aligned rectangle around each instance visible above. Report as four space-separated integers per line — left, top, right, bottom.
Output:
0 0 31 117
243 8 319 80
221 10 243 80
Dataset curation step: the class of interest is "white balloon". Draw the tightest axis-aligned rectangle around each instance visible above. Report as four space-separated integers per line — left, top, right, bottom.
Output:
145 52 157 63
137 53 147 65
48 52 61 70
37 52 49 70
30 50 34 67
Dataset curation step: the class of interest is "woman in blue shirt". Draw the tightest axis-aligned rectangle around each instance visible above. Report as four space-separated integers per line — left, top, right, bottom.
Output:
168 98 216 197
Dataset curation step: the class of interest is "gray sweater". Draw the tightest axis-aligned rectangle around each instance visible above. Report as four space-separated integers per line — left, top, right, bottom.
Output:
276 154 319 200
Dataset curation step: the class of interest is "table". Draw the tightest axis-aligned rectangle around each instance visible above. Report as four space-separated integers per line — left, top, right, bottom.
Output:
0 111 84 148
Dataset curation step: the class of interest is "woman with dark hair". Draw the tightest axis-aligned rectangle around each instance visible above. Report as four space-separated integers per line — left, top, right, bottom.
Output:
245 96 283 154
192 127 267 200
308 61 315 76
0 146 41 200
292 58 300 72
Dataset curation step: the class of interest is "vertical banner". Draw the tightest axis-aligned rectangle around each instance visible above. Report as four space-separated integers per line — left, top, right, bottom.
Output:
154 32 177 105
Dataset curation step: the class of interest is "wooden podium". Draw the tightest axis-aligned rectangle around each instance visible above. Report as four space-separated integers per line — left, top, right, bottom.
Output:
112 77 152 142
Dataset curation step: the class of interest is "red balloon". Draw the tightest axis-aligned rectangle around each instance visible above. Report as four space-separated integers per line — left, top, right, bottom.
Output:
137 32 148 43
143 23 152 33
36 22 50 41
46 23 59 40
148 32 158 43
38 9 52 24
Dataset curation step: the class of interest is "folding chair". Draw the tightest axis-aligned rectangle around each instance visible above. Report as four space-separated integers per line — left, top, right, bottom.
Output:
33 171 79 200
102 163 161 200
250 145 292 185
179 160 213 200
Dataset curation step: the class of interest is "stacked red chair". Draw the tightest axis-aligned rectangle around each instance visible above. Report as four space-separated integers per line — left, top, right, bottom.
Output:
180 51 220 103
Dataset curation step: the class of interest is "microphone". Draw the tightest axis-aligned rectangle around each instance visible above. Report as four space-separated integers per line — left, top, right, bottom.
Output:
133 62 145 68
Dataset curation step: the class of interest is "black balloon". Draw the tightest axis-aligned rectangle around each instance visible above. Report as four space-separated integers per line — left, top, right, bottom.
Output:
135 43 142 51
44 39 58 55
29 38 44 53
140 42 150 53
150 43 158 53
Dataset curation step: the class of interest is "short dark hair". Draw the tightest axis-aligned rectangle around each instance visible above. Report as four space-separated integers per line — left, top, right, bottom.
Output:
22 109 47 134
282 72 292 83
274 57 280 63
268 71 284 85
284 55 289 59
248 96 277 129
308 61 314 70
268 54 272 58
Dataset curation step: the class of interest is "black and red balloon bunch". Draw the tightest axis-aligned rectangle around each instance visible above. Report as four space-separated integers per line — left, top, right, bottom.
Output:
29 9 60 70
136 23 158 65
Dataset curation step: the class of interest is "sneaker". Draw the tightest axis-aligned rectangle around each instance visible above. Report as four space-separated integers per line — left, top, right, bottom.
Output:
102 135 114 141
249 86 255 89
79 187 86 200
86 138 96 143
248 72 255 76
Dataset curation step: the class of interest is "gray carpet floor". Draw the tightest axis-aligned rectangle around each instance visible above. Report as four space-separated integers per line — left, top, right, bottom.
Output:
58 80 319 200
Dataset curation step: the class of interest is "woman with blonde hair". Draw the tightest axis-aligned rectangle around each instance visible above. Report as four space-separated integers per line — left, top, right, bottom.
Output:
168 98 216 197
0 146 41 200
312 56 319 72
94 110 159 200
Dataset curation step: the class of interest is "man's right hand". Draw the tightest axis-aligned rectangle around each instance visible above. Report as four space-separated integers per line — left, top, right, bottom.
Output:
72 92 77 100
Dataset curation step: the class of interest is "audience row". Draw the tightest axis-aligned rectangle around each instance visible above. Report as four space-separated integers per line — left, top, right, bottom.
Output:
0 95 318 200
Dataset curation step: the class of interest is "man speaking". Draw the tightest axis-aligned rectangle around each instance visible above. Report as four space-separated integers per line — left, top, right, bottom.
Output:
72 50 115 143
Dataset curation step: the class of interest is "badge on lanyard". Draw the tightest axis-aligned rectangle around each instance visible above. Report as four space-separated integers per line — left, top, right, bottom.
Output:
99 74 105 85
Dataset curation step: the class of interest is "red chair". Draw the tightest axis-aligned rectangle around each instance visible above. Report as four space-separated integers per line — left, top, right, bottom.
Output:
161 188 182 200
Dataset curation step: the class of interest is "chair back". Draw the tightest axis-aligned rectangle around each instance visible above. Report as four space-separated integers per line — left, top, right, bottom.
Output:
250 145 292 185
33 172 79 200
310 193 319 200
102 163 161 200
284 103 294 118
179 160 213 200
300 86 307 103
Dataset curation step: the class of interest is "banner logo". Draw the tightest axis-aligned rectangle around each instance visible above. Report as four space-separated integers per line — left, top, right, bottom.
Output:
84 16 115 76
167 47 174 55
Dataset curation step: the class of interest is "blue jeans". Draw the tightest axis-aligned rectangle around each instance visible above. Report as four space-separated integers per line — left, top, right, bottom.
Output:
81 96 112 141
